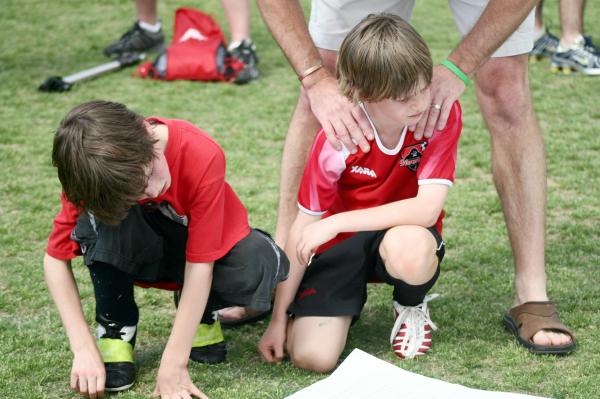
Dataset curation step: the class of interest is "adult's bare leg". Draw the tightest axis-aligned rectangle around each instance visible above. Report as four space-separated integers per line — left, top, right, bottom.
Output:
559 0 585 46
135 0 158 24
534 0 544 32
218 49 338 322
221 0 251 43
475 54 571 347
274 49 338 247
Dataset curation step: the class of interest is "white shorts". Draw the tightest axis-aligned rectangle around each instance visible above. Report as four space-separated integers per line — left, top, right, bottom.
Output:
308 0 534 57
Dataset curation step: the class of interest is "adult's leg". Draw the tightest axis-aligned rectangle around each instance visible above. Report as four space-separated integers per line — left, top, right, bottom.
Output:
559 0 585 46
475 55 571 347
534 0 544 33
274 49 338 247
287 316 352 373
135 0 158 24
221 0 251 43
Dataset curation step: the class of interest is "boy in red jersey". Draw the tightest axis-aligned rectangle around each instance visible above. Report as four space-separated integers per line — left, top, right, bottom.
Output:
45 100 288 398
258 13 461 371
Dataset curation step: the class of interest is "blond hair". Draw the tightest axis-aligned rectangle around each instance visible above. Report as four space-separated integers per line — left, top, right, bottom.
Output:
337 13 432 102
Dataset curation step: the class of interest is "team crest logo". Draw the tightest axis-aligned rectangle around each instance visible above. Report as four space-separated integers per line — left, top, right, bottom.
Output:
400 142 427 171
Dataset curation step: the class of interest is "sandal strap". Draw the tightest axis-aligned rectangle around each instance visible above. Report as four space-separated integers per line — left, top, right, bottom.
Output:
509 301 574 343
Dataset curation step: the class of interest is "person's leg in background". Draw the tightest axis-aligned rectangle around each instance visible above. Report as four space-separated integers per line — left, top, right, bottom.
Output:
530 0 560 61
222 0 261 82
217 48 336 323
551 0 600 75
104 0 165 58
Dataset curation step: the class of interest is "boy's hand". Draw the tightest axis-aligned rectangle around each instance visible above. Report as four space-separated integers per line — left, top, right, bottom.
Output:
152 363 208 399
296 218 338 265
258 319 288 363
71 344 105 399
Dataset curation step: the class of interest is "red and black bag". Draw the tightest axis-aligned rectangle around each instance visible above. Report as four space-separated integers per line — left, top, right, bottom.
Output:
135 7 244 82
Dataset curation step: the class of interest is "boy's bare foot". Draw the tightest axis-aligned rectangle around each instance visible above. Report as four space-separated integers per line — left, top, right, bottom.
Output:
216 306 271 328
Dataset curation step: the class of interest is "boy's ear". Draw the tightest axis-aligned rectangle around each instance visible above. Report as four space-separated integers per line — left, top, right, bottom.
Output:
143 121 154 135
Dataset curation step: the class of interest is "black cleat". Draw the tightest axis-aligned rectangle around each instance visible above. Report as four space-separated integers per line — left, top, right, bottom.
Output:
190 340 227 364
530 30 559 62
104 21 165 58
229 39 260 84
174 291 227 364
96 316 137 392
551 36 600 75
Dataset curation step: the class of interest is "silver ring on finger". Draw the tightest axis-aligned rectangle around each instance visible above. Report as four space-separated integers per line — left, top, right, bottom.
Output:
432 103 442 110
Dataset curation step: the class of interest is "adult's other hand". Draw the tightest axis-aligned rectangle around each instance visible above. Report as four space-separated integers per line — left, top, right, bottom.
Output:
305 75 374 154
411 64 465 139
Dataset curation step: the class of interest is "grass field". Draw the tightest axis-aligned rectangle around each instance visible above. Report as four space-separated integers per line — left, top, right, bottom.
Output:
1 0 599 398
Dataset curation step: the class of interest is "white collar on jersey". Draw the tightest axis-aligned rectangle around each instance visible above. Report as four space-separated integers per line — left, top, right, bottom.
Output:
359 101 407 156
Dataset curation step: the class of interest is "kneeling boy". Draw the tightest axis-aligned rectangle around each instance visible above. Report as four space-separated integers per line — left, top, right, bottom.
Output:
259 14 462 371
44 101 288 397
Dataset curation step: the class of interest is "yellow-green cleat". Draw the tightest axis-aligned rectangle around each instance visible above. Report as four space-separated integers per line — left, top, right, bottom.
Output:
190 320 227 364
96 316 136 392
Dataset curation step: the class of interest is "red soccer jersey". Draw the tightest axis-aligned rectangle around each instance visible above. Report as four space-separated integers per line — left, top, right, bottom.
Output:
298 102 462 252
46 117 250 264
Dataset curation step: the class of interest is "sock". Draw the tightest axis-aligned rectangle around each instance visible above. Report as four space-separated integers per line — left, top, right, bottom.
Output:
558 34 585 52
228 40 243 51
228 39 254 51
392 266 440 307
139 20 162 33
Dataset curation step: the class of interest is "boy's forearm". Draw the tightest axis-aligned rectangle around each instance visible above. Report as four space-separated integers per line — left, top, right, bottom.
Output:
329 186 449 234
161 261 213 366
44 253 96 351
271 213 321 322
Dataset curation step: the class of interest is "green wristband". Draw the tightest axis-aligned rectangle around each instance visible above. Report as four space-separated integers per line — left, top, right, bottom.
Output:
441 59 470 85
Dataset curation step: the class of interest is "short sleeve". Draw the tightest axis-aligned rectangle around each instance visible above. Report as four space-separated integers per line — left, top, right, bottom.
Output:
46 193 81 260
297 130 348 215
417 102 462 186
185 148 249 262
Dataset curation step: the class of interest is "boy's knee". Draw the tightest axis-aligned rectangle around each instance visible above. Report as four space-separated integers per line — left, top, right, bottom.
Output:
380 228 437 284
290 347 339 373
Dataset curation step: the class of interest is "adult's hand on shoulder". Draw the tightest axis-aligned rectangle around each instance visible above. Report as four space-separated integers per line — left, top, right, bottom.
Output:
305 75 374 153
411 65 465 139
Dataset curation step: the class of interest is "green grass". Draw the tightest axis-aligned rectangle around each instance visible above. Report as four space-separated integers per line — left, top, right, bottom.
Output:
1 0 599 398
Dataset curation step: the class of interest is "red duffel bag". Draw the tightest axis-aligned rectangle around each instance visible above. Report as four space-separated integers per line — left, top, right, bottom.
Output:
135 7 244 82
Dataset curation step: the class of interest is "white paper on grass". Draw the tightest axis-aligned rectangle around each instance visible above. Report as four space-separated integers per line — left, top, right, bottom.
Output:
286 349 551 399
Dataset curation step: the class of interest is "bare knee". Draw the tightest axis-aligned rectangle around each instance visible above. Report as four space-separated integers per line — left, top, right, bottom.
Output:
379 227 437 285
476 56 533 128
290 346 340 373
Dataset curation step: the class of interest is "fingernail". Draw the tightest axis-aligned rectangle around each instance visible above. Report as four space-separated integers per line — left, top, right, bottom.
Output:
351 148 357 154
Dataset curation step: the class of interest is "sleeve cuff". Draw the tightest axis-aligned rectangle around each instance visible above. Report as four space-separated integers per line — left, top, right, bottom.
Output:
297 203 327 216
418 179 453 187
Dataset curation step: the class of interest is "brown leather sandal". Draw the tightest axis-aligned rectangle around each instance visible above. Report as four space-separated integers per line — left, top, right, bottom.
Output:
503 301 576 355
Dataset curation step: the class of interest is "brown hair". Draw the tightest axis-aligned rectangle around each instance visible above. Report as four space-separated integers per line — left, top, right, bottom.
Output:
337 13 433 103
52 100 156 225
